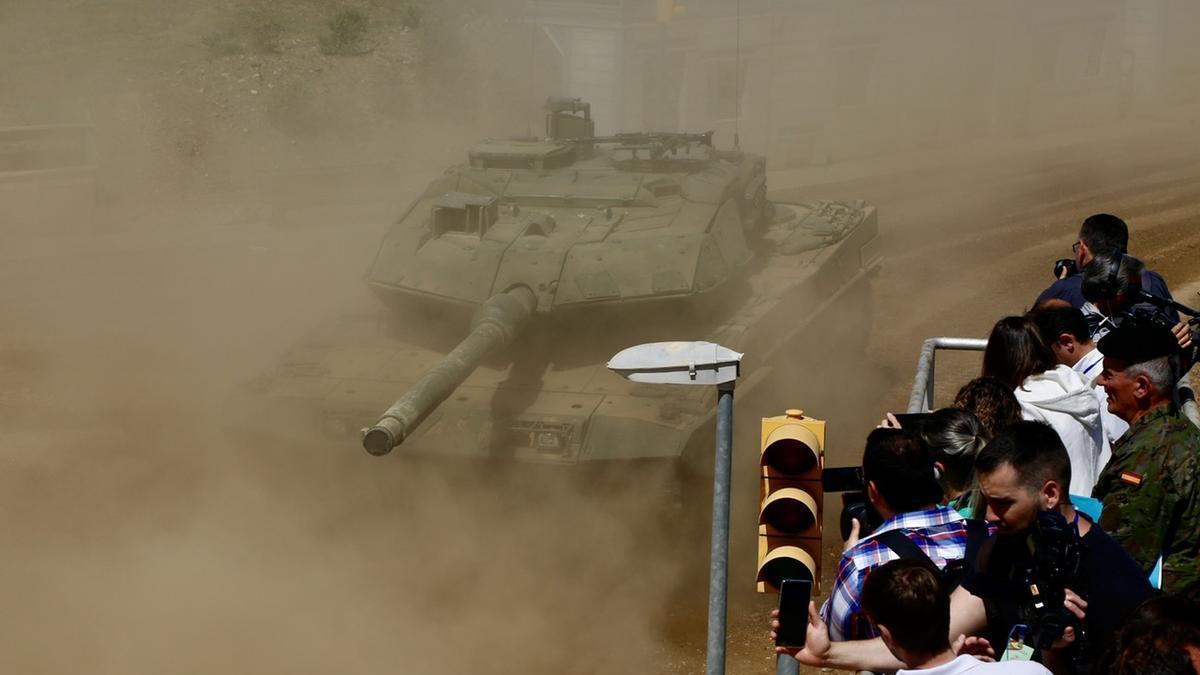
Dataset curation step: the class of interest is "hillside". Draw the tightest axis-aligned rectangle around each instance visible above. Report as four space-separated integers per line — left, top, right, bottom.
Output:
1 0 533 221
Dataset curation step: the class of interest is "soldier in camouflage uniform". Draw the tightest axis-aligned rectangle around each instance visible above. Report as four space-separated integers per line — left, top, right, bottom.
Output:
1093 319 1200 600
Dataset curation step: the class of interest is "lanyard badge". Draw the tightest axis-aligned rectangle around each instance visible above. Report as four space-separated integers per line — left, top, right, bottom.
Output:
1001 624 1035 662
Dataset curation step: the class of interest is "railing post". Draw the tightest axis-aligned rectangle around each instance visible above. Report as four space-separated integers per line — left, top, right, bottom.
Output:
925 349 936 413
906 338 988 413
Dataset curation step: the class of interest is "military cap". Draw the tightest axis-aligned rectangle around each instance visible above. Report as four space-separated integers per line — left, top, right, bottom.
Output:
1097 317 1179 364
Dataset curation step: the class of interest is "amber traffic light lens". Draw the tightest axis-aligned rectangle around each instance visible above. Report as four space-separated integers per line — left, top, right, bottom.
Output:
763 438 818 475
760 488 818 533
757 546 817 592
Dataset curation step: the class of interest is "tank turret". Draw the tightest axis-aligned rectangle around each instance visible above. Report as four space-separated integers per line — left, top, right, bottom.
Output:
357 99 774 453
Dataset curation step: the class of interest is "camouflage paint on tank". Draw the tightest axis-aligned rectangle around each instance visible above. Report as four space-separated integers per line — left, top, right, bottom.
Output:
227 98 881 465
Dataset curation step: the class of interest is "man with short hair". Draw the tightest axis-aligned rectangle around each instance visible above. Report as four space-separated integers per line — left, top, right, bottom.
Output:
1029 302 1128 461
776 422 1152 674
821 428 975 641
1035 213 1173 312
1094 319 1200 601
962 422 1151 674
860 559 1050 674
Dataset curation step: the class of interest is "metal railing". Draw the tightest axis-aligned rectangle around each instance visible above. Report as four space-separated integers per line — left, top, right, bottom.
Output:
1180 374 1200 429
906 337 988 413
905 336 1200 430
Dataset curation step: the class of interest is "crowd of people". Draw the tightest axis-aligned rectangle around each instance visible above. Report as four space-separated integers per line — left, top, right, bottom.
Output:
770 213 1200 674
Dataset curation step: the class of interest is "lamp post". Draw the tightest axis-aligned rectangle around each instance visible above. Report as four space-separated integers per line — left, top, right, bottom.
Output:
608 341 742 675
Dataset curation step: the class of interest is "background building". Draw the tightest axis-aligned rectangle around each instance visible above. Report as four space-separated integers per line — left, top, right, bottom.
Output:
526 0 1200 166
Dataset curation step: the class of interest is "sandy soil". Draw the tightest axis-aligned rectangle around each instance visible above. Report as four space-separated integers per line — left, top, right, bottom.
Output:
4 4 1200 675
3 123 1198 674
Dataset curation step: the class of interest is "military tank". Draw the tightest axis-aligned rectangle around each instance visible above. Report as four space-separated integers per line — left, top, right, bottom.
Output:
229 98 880 469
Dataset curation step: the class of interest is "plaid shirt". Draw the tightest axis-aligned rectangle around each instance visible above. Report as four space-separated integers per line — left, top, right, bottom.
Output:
820 506 971 641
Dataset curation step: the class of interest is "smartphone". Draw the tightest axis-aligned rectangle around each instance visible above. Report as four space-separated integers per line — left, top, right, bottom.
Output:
822 466 864 493
839 492 881 541
775 578 812 648
891 412 932 432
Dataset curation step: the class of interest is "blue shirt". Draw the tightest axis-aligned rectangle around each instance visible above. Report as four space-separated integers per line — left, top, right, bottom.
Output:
1034 269 1178 323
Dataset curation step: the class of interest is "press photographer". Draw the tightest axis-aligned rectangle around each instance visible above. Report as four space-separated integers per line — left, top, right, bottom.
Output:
1035 213 1173 311
776 422 1152 674
818 428 976 643
1079 252 1195 347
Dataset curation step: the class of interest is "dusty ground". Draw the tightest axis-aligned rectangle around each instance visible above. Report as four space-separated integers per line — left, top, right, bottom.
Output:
4 4 1200 674
4 122 1199 674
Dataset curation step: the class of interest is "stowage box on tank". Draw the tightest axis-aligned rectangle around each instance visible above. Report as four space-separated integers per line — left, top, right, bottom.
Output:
228 98 881 468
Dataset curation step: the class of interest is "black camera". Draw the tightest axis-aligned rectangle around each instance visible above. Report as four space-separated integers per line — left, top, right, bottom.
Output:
1053 258 1078 279
822 466 883 541
1135 289 1200 328
1024 510 1086 649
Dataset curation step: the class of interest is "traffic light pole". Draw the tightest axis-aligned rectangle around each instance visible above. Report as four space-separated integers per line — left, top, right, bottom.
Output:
705 382 734 675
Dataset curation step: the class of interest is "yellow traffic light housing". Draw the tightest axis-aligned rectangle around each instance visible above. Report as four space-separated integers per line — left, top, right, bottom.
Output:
757 409 824 593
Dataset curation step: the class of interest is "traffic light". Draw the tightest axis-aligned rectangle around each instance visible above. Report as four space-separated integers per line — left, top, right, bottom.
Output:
757 409 824 593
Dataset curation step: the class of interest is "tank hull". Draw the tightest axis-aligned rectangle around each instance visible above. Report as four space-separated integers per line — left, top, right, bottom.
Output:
224 200 880 463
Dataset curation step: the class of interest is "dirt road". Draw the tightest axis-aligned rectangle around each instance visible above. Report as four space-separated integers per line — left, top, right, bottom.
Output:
2 123 1199 674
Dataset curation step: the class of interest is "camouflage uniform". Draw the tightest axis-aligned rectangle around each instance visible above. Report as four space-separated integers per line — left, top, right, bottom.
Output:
1093 404 1200 600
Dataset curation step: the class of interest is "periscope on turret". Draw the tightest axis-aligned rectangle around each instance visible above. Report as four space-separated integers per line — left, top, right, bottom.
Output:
225 98 881 465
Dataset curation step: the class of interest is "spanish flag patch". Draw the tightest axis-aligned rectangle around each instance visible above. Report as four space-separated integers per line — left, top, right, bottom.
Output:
1120 471 1143 487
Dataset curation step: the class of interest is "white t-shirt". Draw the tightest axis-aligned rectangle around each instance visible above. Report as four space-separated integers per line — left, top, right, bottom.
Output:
1073 347 1129 473
898 654 1051 675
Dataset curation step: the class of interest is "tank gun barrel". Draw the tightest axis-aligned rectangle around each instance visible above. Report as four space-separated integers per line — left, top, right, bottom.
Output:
362 287 536 456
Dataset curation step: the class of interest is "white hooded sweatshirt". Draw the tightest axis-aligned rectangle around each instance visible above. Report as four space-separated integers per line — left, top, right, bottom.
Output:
1073 347 1126 472
1014 364 1105 496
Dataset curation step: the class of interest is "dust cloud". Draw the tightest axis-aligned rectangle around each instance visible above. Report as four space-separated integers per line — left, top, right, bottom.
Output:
3 1 1200 673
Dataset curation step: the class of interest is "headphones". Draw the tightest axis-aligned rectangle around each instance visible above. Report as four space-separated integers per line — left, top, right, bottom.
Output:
1105 250 1125 298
